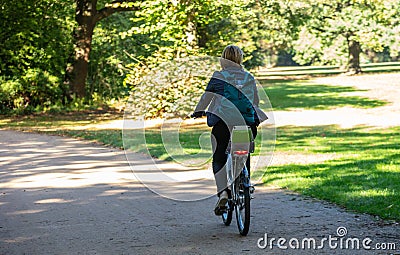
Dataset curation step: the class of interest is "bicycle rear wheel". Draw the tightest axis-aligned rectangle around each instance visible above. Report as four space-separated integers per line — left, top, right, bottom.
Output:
235 178 250 236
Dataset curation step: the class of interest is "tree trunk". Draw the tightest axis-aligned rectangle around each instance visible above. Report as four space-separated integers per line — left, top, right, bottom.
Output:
70 23 95 98
64 1 97 98
347 39 362 74
64 0 137 99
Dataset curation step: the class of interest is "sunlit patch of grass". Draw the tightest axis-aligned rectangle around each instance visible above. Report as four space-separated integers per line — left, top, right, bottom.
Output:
261 125 400 221
260 79 387 111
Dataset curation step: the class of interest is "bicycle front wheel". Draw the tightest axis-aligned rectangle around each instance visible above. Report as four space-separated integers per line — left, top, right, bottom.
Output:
235 180 250 236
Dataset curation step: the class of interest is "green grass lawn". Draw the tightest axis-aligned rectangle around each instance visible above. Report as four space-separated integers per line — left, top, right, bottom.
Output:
262 79 386 111
255 62 400 77
261 125 400 221
1 73 399 221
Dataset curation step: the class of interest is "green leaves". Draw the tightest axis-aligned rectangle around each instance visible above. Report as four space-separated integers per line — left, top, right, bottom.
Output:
2 0 400 113
0 69 62 113
0 0 74 113
292 0 400 67
125 57 219 119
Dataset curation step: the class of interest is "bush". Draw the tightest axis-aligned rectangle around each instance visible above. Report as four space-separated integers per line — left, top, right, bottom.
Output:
124 56 220 119
0 68 63 114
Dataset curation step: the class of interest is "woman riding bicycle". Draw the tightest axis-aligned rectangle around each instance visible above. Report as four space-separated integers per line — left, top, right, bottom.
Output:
192 45 260 215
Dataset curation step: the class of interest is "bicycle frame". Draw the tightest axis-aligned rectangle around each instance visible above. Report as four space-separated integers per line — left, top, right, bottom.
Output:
222 125 254 236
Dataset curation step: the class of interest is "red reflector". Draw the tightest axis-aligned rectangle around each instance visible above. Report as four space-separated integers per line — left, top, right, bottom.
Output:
234 150 248 155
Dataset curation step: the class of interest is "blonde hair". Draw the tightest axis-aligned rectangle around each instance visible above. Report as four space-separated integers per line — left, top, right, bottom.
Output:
221 45 243 65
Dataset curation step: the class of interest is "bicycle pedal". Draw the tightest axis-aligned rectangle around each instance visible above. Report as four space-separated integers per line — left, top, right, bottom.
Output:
214 205 227 216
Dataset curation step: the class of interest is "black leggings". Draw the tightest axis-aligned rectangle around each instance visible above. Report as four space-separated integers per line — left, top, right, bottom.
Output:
211 121 257 176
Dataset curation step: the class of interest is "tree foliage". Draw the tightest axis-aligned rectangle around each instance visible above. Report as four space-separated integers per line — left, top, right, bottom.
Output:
121 0 237 118
88 12 134 100
122 2 233 96
1 0 400 114
126 57 219 119
0 1 74 112
64 0 138 98
292 0 400 72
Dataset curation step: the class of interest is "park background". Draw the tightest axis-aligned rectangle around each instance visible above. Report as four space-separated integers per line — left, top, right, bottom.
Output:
1 0 399 222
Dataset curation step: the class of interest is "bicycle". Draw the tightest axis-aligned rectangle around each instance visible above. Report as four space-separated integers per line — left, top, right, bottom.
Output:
221 125 255 236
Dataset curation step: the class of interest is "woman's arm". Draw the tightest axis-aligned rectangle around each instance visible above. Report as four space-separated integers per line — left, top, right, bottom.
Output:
194 90 213 113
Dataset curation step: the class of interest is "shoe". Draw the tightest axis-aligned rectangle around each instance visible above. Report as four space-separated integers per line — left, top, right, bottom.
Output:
214 191 229 216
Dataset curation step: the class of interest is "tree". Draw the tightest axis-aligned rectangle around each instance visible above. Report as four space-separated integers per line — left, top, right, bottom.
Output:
122 0 245 118
122 0 239 87
87 12 134 100
0 0 74 112
293 0 398 73
235 0 309 68
64 0 138 98
380 0 400 60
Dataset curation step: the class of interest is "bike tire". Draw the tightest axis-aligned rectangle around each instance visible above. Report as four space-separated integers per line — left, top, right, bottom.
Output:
235 184 250 236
